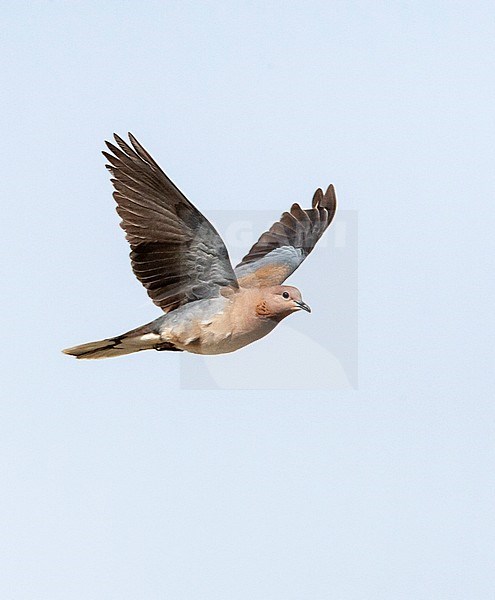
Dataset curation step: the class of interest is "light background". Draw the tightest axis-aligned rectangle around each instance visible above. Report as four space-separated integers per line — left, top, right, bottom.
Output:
1 1 494 598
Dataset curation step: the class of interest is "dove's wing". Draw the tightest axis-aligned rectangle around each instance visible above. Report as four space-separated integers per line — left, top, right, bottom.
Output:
234 185 337 288
104 134 238 313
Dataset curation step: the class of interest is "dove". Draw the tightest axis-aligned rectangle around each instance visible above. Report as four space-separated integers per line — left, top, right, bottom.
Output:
62 134 336 359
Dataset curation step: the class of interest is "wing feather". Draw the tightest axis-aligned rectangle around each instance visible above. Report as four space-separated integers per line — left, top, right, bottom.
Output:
104 133 238 312
235 185 337 287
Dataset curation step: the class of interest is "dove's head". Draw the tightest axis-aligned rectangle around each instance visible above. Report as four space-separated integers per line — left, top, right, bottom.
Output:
256 285 311 320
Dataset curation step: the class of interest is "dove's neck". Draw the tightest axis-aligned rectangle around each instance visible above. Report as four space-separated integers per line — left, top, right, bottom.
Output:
232 288 287 324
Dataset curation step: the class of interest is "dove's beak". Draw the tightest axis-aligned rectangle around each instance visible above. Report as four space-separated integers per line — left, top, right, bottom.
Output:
295 300 311 313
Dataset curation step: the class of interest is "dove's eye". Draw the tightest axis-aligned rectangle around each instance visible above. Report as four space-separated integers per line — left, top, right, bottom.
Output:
282 291 290 299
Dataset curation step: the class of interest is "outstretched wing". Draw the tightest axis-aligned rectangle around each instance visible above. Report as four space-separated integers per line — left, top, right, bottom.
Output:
104 133 238 312
235 185 337 288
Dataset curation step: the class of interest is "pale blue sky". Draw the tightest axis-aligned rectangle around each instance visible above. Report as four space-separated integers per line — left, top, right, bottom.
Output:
1 2 494 598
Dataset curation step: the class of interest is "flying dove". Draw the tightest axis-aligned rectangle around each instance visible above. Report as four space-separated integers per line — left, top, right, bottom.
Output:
63 134 337 359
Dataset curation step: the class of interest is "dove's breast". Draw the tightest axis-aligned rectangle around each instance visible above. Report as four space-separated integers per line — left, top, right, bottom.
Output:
154 293 278 355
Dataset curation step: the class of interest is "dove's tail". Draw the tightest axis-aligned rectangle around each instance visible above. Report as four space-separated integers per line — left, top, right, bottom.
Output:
62 323 181 360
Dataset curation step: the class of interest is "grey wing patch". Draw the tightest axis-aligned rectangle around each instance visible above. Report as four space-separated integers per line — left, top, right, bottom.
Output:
234 247 305 287
104 133 238 312
235 185 337 287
